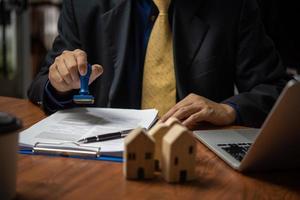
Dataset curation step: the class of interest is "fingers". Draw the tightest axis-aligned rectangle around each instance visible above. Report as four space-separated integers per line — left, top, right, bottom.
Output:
63 52 79 82
160 93 237 129
161 93 225 130
74 49 88 76
163 102 207 129
172 103 202 121
49 64 70 92
160 93 198 122
161 100 193 122
182 108 211 129
55 56 73 84
49 49 102 93
89 64 104 84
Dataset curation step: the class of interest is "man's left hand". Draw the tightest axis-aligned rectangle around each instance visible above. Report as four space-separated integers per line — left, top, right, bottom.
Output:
160 93 236 130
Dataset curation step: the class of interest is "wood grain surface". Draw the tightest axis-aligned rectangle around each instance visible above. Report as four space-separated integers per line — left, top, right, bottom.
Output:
0 96 299 200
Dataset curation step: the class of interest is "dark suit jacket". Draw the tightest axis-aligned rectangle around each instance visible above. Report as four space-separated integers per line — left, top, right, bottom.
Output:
28 0 290 127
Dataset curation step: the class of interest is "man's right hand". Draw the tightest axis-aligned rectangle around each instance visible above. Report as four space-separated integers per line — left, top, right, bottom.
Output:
49 49 103 93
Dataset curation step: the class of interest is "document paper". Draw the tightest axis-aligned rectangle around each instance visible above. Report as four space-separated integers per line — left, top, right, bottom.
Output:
19 107 158 157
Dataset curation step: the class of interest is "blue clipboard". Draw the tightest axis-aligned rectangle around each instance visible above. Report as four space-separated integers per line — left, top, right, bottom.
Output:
19 149 123 163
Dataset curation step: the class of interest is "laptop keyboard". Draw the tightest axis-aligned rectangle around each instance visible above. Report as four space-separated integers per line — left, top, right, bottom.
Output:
217 143 252 162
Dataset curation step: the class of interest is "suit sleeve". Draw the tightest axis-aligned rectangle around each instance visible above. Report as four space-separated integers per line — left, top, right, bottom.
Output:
27 0 81 114
223 0 291 127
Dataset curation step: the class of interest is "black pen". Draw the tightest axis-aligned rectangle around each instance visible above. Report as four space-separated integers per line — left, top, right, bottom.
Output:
149 117 159 129
77 129 133 144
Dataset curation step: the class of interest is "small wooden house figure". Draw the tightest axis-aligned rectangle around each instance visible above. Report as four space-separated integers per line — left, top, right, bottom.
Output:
162 124 196 183
124 128 155 180
148 117 182 171
148 123 170 171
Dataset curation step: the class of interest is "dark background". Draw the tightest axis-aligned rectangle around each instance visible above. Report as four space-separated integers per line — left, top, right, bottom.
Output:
258 0 300 72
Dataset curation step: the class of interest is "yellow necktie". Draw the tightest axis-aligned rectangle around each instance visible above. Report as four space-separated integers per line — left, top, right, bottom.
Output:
142 0 176 116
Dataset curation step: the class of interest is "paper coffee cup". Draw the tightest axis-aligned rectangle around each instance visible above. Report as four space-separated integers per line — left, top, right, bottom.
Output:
0 113 22 200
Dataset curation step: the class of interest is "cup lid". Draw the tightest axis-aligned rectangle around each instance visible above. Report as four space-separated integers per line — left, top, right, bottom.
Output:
0 112 22 134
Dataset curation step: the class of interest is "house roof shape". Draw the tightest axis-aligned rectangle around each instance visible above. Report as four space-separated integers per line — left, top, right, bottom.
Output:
165 117 181 127
148 123 169 140
124 127 154 146
163 124 193 145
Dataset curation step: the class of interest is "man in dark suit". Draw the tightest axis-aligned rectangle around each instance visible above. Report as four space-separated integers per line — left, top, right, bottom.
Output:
28 0 290 129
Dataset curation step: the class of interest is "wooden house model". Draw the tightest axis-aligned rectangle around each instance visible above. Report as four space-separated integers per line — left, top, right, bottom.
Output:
148 123 170 170
123 128 155 179
148 117 182 170
161 124 196 183
165 117 181 127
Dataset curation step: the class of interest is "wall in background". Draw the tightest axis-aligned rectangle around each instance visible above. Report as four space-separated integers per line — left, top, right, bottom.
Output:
30 1 61 77
0 0 61 98
0 0 30 98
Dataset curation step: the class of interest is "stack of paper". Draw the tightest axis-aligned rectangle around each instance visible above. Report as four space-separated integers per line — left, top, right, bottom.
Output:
19 108 158 157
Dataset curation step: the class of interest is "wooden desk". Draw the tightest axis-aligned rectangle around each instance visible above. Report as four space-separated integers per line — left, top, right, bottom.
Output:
1 96 299 200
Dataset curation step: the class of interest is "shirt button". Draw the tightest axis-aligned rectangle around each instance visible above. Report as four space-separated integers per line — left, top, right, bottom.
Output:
150 15 156 22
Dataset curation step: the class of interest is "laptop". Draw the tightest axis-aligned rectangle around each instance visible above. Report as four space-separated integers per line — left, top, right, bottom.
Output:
193 80 300 172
